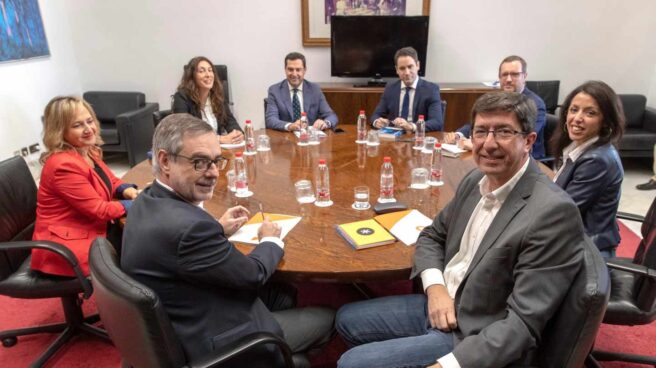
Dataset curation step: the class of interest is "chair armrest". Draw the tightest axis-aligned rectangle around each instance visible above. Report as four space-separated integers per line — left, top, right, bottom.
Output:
616 211 645 223
2 240 93 297
644 106 656 133
606 259 656 280
188 332 294 368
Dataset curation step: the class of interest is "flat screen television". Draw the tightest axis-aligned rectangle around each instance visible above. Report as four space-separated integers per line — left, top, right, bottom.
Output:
331 16 429 84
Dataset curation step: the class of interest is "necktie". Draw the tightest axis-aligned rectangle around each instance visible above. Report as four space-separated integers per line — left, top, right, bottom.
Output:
400 87 411 120
292 89 301 121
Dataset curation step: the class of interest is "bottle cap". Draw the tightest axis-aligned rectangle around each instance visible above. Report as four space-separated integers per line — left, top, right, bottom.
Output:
418 115 425 120
235 152 243 158
359 110 365 114
301 112 307 116
383 156 391 163
245 120 251 124
319 159 326 165
435 142 442 148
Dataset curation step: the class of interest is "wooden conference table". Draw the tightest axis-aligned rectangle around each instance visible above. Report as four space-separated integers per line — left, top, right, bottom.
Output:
121 125 478 283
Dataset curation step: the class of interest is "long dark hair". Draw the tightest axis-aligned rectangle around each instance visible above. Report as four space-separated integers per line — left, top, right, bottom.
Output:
177 56 226 122
551 80 624 165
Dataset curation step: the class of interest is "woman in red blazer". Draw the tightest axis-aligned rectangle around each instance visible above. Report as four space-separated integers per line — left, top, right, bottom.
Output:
31 96 138 276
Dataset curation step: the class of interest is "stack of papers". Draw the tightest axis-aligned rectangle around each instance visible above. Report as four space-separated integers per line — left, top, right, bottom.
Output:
228 212 301 245
336 219 396 250
374 209 432 246
220 141 246 149
440 143 466 158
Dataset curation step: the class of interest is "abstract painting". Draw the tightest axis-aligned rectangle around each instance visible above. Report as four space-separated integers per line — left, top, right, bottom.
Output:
0 0 50 63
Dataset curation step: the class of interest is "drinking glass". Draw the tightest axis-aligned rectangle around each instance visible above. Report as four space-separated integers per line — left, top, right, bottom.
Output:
410 168 429 189
226 169 236 192
294 180 315 204
352 186 370 210
308 127 320 145
366 130 380 146
422 137 436 153
257 135 271 151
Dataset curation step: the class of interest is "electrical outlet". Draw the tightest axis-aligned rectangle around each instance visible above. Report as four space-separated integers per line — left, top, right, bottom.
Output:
29 143 40 154
21 147 29 157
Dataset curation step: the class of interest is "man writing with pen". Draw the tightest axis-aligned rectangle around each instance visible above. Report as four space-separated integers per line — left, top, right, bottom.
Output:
121 113 334 367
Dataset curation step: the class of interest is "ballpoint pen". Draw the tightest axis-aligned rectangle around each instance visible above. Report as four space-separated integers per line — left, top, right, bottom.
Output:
258 202 265 222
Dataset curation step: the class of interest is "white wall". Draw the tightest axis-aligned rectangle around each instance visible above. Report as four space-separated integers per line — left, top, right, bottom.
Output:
0 0 82 159
2 0 655 161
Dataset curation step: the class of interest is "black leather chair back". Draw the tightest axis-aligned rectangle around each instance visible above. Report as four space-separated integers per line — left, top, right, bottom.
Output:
618 94 647 129
632 196 656 312
89 238 187 368
526 80 560 114
0 157 37 279
84 92 146 123
538 237 610 368
153 109 173 127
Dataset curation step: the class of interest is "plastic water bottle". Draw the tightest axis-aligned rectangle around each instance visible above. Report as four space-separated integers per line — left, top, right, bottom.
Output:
429 142 444 186
315 159 332 207
234 152 250 197
413 115 425 150
244 120 256 155
356 110 367 144
378 156 395 203
298 112 309 145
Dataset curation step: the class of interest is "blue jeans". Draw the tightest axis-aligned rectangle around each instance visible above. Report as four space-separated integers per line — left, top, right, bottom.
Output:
336 294 454 368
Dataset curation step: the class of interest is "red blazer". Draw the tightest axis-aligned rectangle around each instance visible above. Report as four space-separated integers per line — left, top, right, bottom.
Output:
31 151 126 276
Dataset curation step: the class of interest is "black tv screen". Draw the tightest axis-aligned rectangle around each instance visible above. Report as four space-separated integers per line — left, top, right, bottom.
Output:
331 16 429 78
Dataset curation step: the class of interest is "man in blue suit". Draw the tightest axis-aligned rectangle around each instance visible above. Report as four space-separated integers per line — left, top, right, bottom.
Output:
371 47 443 132
265 52 338 131
449 55 547 159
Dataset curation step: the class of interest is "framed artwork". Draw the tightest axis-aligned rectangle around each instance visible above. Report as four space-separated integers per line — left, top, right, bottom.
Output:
0 0 50 63
302 0 431 47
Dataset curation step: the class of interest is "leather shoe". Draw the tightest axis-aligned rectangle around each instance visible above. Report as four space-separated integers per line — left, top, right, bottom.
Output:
636 179 656 190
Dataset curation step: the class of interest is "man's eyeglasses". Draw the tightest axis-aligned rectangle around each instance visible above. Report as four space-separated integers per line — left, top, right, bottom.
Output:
172 154 228 171
472 128 528 141
500 72 525 80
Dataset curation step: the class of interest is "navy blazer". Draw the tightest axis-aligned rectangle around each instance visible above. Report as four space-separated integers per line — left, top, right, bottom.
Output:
457 87 547 158
370 78 444 131
172 91 243 135
122 181 284 362
555 143 623 251
265 79 338 131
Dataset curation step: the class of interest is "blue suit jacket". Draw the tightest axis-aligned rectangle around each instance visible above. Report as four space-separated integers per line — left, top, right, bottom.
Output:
265 79 338 131
555 143 623 251
457 87 547 158
370 78 444 131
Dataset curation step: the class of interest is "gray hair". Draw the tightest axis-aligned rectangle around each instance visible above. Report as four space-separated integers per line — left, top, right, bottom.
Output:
471 91 537 133
151 113 214 176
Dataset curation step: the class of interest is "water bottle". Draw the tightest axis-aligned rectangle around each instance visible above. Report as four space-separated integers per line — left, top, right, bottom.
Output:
234 151 250 197
379 156 395 203
413 114 426 150
356 109 367 144
244 120 256 155
429 142 444 186
315 159 332 207
298 112 309 145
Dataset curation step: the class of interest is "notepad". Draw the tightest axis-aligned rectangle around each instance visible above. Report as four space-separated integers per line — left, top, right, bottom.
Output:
228 212 301 245
336 219 396 250
374 209 432 246
440 143 466 158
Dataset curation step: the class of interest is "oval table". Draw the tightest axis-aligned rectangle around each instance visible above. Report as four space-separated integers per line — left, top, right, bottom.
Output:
122 125 477 283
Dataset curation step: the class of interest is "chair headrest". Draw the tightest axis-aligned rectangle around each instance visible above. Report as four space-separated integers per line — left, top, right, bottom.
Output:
83 92 146 121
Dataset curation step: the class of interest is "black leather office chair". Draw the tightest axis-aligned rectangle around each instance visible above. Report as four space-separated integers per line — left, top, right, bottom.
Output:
83 91 159 167
536 236 610 368
88 237 296 368
0 156 109 367
153 109 172 127
589 196 656 366
440 99 447 124
617 94 656 158
537 113 559 166
526 80 560 114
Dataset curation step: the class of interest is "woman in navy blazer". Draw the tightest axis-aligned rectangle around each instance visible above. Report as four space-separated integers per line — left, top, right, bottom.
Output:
552 81 625 258
31 96 138 276
173 56 243 145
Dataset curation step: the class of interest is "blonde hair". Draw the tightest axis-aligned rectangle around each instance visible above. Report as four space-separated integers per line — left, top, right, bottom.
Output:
41 96 104 163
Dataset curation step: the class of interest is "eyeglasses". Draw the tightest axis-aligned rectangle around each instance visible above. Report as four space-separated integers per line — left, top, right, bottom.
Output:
472 128 528 141
500 72 525 79
172 154 228 172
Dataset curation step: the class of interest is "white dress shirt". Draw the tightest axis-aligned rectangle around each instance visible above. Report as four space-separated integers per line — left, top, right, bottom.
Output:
552 136 599 182
200 97 218 132
420 158 530 368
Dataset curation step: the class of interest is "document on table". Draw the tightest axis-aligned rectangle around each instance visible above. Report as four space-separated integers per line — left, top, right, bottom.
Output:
228 212 301 245
220 141 245 149
294 130 327 138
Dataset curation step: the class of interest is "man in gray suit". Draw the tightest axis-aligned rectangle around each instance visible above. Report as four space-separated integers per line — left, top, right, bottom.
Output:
336 92 585 368
265 52 338 131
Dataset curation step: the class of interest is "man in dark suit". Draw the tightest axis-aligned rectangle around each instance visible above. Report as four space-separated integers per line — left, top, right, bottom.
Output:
336 92 585 368
122 114 333 367
371 46 443 131
265 52 338 131
449 55 547 158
